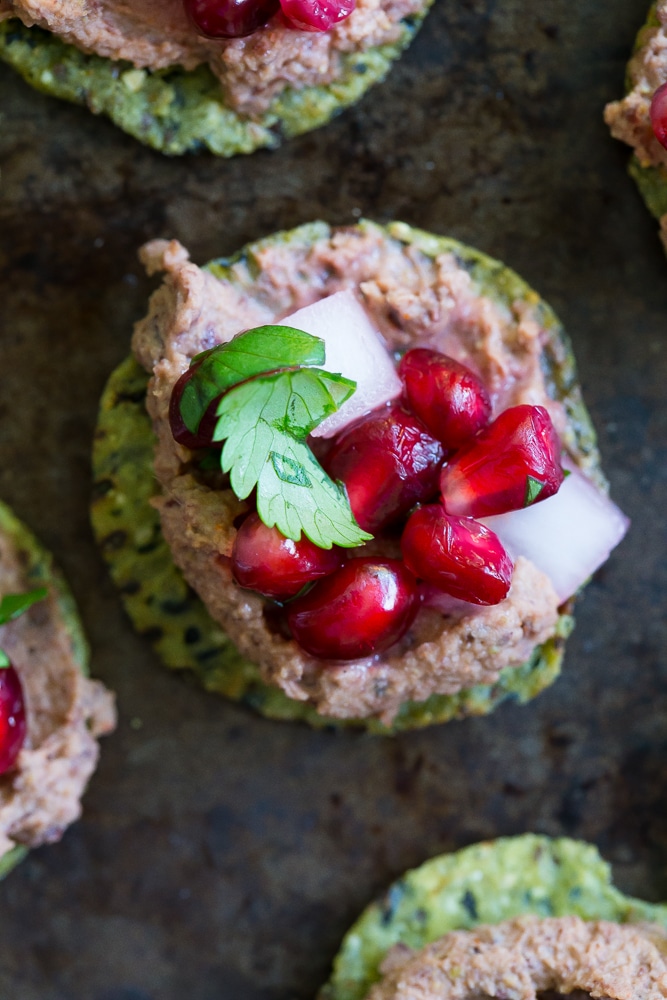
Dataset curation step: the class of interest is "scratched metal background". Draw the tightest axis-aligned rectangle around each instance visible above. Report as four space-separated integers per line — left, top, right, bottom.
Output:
1 1 667 997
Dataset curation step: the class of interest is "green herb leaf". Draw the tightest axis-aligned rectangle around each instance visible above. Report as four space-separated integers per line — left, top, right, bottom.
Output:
0 650 9 669
180 326 326 434
524 475 546 506
0 587 47 626
213 369 372 549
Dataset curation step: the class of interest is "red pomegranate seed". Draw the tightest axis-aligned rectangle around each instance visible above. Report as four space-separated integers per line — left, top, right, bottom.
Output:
280 0 354 31
232 513 343 600
169 364 221 450
398 348 491 449
650 81 667 150
401 504 513 606
287 558 418 660
0 663 26 774
323 404 446 533
185 0 279 37
440 404 563 518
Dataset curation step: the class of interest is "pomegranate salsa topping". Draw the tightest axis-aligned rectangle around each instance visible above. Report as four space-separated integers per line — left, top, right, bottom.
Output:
171 331 565 660
184 0 355 39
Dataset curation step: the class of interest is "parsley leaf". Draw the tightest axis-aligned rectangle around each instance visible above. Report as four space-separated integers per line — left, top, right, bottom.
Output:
180 326 326 434
0 587 47 626
524 475 545 506
213 369 373 549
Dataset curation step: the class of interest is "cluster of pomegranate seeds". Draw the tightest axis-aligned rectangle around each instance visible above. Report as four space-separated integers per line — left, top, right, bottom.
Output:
232 513 343 599
440 405 563 519
184 0 353 38
287 558 418 659
401 505 513 606
171 334 566 661
650 82 667 150
323 403 445 532
0 664 26 775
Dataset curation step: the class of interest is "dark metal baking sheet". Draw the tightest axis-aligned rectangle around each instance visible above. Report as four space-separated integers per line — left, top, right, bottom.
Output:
1 1 667 997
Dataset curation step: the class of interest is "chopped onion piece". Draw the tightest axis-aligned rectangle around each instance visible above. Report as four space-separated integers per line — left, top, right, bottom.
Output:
481 461 629 603
282 290 402 438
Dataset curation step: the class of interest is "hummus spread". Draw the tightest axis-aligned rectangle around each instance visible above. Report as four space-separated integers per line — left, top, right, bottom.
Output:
0 509 115 860
365 916 667 1000
132 223 570 725
0 0 422 116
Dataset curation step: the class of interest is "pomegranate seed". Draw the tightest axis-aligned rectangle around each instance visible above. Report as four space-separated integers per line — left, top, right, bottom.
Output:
440 404 563 518
650 81 667 150
0 663 26 774
169 364 221 450
323 404 446 532
232 512 343 600
398 348 491 449
184 0 279 38
287 558 418 659
280 0 354 31
401 504 513 606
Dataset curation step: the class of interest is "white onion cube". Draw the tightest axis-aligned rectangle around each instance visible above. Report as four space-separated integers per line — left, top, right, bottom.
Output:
282 290 402 438
481 462 629 603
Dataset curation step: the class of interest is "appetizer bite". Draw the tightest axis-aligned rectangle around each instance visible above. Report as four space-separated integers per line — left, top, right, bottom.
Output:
605 2 667 249
0 0 431 155
317 834 667 1000
91 220 627 733
0 500 115 877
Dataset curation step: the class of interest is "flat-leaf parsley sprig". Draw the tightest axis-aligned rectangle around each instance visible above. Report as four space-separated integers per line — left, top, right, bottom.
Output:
178 327 373 550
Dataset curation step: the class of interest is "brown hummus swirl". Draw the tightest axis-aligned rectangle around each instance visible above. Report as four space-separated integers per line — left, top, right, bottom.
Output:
0 523 116 858
0 0 422 115
132 225 570 724
365 916 667 1000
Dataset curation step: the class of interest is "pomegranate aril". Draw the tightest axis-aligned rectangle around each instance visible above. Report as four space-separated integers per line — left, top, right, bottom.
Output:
232 512 343 600
650 81 667 150
440 404 563 519
0 663 26 775
398 348 491 449
169 364 221 450
280 0 354 31
287 558 418 660
323 403 446 533
401 504 513 606
185 0 279 37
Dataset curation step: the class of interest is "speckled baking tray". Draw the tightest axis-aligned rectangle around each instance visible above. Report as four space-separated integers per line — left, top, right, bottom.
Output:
1 1 667 997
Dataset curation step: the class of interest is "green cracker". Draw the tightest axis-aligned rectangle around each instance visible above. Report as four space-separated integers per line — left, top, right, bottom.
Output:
0 8 431 156
91 220 601 733
616 6 667 229
318 834 667 1000
0 499 90 876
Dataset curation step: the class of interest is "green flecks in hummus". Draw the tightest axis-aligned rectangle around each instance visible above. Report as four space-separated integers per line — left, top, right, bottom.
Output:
317 834 667 1000
0 12 430 156
91 222 600 733
0 499 90 878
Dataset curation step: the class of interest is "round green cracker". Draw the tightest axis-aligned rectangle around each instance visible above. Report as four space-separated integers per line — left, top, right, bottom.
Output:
0 499 90 877
0 8 431 157
318 833 667 1000
91 219 601 734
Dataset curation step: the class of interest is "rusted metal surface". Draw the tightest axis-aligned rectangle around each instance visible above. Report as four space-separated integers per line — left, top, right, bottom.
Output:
1 1 667 997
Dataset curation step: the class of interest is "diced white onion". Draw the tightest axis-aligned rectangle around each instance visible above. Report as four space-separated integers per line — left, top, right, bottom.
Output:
481 461 629 603
282 290 402 438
